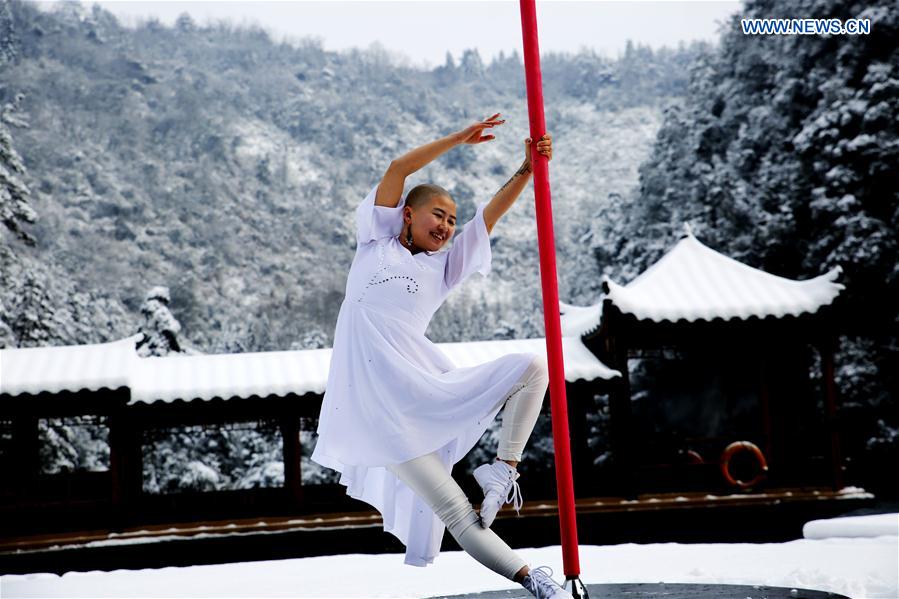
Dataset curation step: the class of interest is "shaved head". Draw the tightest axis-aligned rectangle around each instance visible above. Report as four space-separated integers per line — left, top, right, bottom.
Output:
405 183 454 210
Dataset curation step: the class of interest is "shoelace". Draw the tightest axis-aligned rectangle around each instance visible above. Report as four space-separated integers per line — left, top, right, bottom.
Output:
488 462 524 515
527 565 559 598
505 475 523 515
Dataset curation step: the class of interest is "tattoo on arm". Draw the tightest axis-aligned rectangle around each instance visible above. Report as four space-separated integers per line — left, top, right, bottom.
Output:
495 163 533 195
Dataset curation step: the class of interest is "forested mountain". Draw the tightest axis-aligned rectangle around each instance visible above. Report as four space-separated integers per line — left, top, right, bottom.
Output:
0 0 701 354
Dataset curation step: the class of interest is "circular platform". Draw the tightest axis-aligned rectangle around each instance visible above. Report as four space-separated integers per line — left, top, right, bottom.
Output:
427 582 849 599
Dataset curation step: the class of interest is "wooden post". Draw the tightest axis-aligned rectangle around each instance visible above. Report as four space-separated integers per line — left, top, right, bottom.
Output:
819 339 845 490
758 356 774 480
11 413 39 495
606 314 637 499
108 402 142 527
566 384 593 497
281 414 303 505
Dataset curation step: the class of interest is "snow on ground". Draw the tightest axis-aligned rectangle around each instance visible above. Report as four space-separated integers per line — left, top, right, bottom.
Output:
3 515 897 599
804 512 898 540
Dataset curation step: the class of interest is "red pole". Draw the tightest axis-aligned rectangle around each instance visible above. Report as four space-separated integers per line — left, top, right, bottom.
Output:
518 0 581 580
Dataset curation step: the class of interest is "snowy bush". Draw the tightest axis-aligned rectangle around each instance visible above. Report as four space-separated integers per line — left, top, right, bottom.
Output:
142 422 284 494
37 416 109 474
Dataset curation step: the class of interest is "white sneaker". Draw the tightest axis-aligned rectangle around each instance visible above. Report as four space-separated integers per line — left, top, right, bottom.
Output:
520 565 574 599
473 459 523 528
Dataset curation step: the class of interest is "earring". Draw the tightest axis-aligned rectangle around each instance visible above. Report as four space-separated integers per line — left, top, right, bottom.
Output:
406 224 413 247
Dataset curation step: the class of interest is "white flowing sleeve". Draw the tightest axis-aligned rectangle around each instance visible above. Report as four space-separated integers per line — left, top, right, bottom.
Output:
356 183 406 245
443 200 492 290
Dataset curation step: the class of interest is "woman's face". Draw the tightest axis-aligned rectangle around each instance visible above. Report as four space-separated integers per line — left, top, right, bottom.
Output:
408 194 456 251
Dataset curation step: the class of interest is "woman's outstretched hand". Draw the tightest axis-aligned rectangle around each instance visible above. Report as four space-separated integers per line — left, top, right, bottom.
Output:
455 113 506 145
524 133 552 171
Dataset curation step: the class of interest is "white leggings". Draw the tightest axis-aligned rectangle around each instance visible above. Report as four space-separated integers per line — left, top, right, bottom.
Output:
387 354 549 580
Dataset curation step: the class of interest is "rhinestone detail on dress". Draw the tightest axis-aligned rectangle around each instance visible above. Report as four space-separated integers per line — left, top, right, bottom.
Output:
356 238 422 302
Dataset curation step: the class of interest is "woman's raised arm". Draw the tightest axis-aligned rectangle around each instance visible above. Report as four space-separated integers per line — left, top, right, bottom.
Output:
375 113 506 208
482 134 552 233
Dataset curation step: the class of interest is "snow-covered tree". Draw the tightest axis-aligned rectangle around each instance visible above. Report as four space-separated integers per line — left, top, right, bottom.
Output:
443 51 455 70
290 327 328 350
10 269 55 346
175 12 197 34
143 422 286 494
0 297 15 347
0 91 36 246
459 48 484 77
38 415 110 474
135 285 183 356
0 0 18 65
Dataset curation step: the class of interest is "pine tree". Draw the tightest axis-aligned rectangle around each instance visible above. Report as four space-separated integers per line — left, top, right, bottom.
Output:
0 0 18 65
0 295 14 347
135 286 184 356
10 269 56 346
459 48 485 78
0 92 37 246
175 12 197 34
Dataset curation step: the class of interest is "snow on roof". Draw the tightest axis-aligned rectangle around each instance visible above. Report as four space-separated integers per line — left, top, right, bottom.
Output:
602 231 845 323
1 334 619 404
435 336 620 385
0 334 143 396
129 347 332 404
559 300 603 338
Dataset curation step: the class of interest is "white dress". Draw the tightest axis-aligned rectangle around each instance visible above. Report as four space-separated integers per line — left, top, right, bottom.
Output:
310 182 536 567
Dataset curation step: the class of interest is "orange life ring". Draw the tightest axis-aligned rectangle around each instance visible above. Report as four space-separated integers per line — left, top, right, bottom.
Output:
720 441 768 489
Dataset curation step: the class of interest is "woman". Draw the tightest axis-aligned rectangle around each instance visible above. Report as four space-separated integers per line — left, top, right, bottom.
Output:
311 113 572 598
